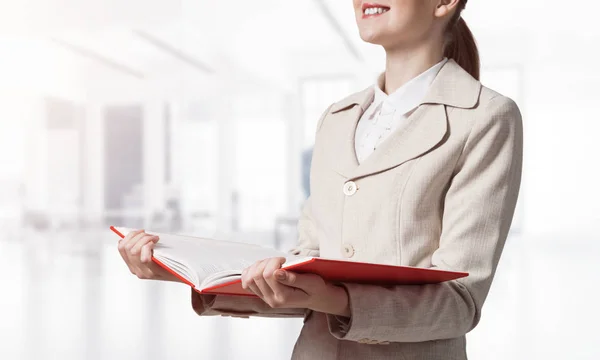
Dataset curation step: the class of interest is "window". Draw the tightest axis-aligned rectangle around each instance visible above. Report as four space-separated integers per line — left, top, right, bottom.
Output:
299 76 355 148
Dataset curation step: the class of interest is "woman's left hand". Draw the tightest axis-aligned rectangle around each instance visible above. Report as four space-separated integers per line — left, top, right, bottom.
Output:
241 257 350 317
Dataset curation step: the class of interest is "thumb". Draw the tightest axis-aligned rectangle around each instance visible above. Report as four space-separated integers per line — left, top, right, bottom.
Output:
275 270 295 285
275 270 315 291
275 269 323 294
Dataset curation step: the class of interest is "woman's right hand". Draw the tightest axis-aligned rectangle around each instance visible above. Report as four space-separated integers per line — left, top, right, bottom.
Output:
118 229 182 283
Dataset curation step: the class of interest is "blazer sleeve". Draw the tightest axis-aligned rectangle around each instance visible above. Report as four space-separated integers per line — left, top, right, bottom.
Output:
190 105 329 319
326 95 524 342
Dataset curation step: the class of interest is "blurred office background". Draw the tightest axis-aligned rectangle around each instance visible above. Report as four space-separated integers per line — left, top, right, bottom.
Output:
0 0 599 359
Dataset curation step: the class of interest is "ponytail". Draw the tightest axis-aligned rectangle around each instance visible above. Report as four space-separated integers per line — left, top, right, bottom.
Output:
444 2 480 80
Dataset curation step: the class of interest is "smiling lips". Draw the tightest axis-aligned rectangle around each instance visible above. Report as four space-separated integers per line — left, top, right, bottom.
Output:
362 2 390 19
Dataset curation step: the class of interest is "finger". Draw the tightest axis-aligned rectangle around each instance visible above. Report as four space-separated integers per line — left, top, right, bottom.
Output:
118 231 144 271
124 231 147 253
275 271 315 293
119 229 144 250
118 244 136 274
123 233 148 272
124 229 145 242
140 242 155 264
241 267 249 289
241 262 262 296
247 282 264 298
241 262 258 290
131 234 159 256
263 257 287 296
252 260 274 299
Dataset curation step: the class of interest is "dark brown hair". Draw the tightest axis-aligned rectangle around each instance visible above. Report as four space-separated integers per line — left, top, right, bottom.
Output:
443 0 480 80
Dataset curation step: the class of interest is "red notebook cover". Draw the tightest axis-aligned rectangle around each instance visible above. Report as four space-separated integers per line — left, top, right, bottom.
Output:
111 226 468 297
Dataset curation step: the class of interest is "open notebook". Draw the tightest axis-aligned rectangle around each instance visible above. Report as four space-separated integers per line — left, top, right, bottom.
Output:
111 226 468 297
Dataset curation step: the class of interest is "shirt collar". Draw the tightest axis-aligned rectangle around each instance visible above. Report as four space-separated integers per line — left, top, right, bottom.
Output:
373 57 449 116
330 59 481 115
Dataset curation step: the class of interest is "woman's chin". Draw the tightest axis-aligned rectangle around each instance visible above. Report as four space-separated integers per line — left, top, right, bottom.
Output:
359 30 389 46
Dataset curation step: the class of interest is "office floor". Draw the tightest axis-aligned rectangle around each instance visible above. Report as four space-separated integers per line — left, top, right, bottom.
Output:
1 228 598 360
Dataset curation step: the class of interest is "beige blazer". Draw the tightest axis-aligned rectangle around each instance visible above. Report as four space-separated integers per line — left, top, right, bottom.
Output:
191 60 523 360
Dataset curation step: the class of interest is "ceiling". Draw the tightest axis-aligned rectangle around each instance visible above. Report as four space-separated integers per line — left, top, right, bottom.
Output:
0 1 375 99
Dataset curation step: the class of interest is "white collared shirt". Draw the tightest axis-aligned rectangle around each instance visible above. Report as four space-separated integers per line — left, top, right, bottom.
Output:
354 58 448 164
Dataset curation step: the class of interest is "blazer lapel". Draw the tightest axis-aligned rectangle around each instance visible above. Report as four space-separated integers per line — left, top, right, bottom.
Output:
329 87 374 178
347 103 448 180
329 59 481 181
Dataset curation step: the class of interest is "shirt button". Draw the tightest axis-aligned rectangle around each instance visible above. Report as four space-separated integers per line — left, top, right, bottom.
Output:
343 181 358 196
341 244 355 258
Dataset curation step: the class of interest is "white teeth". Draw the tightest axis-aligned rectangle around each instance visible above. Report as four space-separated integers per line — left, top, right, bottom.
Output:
364 7 388 15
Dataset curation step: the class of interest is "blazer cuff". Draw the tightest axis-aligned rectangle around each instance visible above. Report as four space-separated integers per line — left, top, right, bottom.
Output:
191 290 257 318
325 282 392 342
191 289 307 318
327 314 351 337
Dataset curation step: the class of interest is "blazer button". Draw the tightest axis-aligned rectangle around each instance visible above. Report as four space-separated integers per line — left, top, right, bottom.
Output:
343 181 358 196
341 244 355 258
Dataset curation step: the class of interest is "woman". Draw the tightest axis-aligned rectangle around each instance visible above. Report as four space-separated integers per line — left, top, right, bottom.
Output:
119 0 523 359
